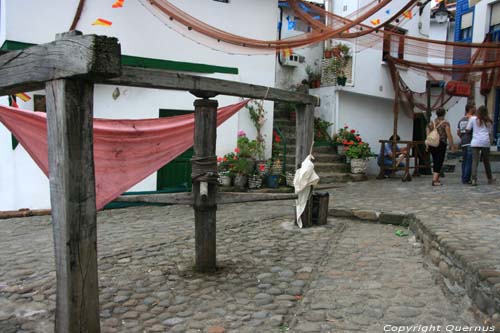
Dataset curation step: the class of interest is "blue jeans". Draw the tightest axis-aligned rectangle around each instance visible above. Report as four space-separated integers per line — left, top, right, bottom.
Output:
461 146 472 183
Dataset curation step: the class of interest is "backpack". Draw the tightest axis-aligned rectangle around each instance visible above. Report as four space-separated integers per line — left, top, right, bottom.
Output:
425 120 444 148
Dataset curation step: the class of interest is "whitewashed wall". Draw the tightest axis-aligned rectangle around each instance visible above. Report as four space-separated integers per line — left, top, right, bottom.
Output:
0 0 6 44
274 5 323 91
0 0 278 210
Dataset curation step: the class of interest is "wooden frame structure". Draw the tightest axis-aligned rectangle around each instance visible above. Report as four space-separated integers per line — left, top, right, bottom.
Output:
0 32 319 332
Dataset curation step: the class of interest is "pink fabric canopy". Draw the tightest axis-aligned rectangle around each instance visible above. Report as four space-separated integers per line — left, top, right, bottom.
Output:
0 100 248 210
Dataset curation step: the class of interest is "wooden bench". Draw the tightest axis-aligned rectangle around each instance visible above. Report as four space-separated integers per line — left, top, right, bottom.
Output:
377 140 430 181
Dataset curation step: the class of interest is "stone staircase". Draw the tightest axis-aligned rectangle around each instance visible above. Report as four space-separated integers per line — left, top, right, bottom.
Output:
273 103 367 184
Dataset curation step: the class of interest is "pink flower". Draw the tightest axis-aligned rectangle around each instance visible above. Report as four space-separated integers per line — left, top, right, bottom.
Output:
238 130 246 137
217 157 222 163
234 147 240 153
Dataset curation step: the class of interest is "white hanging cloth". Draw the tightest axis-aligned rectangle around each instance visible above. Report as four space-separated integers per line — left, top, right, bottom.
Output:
294 154 320 228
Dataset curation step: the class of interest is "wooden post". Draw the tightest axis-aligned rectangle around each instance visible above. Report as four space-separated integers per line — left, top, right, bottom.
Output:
296 100 315 228
46 78 100 333
191 95 218 273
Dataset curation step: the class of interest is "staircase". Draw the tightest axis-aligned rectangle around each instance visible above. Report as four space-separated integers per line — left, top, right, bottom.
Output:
273 102 367 184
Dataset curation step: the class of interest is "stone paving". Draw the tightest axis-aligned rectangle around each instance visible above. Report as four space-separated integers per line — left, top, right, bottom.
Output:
1 182 492 333
325 163 500 329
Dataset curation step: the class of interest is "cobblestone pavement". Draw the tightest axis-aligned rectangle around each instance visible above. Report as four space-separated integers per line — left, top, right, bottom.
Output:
0 184 484 333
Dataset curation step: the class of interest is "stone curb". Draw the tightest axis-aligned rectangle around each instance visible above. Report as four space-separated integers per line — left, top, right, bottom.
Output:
328 207 412 227
328 205 500 328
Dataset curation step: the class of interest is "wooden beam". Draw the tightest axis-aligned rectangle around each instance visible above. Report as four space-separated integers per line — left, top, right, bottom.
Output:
46 79 100 333
0 31 121 96
114 192 297 205
192 97 218 273
295 100 315 228
103 66 320 106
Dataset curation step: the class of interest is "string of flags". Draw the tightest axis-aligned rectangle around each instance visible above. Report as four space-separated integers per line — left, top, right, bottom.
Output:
15 93 31 102
92 0 125 28
370 8 415 26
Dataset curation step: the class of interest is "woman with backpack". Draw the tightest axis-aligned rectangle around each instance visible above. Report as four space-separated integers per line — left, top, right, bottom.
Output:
466 105 496 186
426 108 454 186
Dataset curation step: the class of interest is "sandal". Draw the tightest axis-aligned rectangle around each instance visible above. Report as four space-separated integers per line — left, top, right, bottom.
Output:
432 181 442 186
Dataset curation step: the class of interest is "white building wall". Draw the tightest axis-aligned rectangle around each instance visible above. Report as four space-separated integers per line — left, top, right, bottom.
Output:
0 0 278 210
0 0 6 44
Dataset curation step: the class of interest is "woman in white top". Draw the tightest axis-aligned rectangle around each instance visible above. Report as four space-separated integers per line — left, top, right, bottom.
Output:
466 105 495 186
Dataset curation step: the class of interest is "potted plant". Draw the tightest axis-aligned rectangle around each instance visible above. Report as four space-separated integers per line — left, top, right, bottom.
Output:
306 65 321 89
334 125 359 155
230 154 252 188
248 172 263 189
217 154 234 186
345 141 373 174
314 117 334 145
328 43 351 86
324 47 333 59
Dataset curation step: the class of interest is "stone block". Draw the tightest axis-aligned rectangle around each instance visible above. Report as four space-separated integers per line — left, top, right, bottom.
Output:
379 212 408 226
329 207 353 218
352 209 378 221
478 269 500 281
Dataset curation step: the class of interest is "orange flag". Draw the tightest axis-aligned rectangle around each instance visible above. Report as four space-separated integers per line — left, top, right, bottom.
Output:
112 0 124 8
370 19 380 26
92 18 112 27
282 48 293 58
403 10 413 19
15 93 31 102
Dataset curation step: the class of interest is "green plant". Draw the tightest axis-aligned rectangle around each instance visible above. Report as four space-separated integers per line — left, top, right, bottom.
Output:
345 142 373 159
245 102 266 159
328 43 351 77
237 134 258 158
229 156 252 176
314 117 333 142
334 125 359 146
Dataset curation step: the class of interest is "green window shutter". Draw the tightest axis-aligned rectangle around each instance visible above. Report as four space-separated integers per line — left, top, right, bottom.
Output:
8 96 19 150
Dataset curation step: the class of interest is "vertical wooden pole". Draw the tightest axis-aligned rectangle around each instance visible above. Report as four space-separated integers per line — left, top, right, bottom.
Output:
192 97 218 273
296 102 315 227
46 78 100 333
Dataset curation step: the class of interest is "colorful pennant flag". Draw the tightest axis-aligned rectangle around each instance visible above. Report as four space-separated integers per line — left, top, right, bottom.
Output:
385 9 391 15
92 18 113 27
370 19 380 26
403 10 413 19
112 0 124 8
15 92 31 102
282 48 293 58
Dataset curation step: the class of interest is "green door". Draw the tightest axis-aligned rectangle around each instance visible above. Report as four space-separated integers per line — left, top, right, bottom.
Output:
157 109 194 192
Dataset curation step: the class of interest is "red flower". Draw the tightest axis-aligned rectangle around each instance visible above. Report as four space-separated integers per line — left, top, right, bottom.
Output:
342 140 348 145
350 129 356 134
234 147 240 153
258 164 266 172
355 136 361 142
223 157 228 162
344 124 348 128
233 156 238 160
275 136 281 143
217 157 222 163
348 141 354 145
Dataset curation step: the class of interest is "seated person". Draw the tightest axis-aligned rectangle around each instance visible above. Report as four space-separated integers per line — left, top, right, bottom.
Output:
379 135 407 176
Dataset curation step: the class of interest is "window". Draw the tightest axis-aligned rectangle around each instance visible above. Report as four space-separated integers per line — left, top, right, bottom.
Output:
460 12 473 40
382 25 406 61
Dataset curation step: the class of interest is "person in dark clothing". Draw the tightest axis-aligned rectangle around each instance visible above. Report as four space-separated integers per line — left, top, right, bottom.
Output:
456 103 475 184
427 108 454 186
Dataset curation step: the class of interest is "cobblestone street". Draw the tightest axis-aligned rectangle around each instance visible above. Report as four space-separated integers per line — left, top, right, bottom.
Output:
1 168 492 333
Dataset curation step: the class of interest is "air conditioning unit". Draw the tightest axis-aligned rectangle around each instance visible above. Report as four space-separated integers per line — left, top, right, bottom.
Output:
282 54 301 67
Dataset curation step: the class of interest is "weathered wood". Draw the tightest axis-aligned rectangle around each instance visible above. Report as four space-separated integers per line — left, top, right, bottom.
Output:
0 32 121 96
46 79 100 333
296 101 315 227
103 66 320 106
114 192 297 205
192 98 218 273
115 192 193 205
312 192 329 226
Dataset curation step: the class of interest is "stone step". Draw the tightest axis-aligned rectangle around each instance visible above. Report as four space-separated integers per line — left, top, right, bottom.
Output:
317 172 368 184
312 145 337 154
273 110 296 120
274 118 295 128
312 153 346 163
314 162 350 173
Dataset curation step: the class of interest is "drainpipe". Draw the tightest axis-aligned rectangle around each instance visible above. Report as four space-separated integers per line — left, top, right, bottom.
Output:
335 88 340 135
418 0 431 37
278 6 284 66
